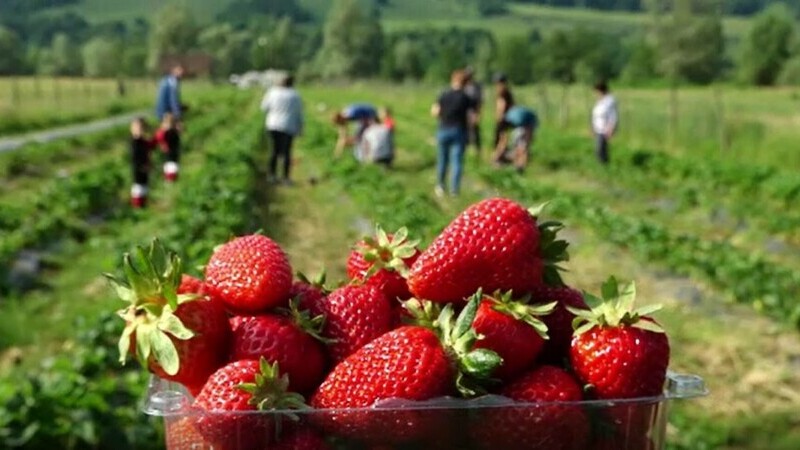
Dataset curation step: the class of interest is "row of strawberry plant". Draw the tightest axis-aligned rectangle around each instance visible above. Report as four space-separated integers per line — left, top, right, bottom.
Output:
0 91 248 293
534 133 800 242
0 91 259 450
479 168 800 329
160 109 266 267
301 112 452 243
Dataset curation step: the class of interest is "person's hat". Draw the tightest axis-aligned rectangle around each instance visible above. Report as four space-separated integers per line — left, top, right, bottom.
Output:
492 72 508 83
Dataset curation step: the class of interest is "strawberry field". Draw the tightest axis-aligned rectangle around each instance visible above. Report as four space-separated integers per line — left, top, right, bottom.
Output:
1 83 799 450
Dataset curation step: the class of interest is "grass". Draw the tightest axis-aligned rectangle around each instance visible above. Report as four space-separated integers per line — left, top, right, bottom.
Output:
0 77 157 136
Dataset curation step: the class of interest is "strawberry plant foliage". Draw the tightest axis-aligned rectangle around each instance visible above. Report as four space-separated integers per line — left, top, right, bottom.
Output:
106 239 197 376
569 276 664 335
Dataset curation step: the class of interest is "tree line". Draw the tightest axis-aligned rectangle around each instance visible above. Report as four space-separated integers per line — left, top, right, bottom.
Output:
1 0 800 87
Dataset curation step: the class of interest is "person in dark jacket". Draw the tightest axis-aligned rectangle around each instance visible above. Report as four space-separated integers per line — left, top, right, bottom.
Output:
492 72 515 149
155 65 185 122
431 69 477 197
129 117 154 208
154 112 181 182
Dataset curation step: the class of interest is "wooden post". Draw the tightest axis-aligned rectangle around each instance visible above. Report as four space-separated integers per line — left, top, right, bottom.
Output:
560 83 569 129
714 86 727 154
537 82 551 125
10 77 21 107
668 82 679 150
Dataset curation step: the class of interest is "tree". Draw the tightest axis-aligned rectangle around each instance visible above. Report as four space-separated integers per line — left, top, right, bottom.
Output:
313 0 384 79
82 37 122 77
0 26 23 75
621 37 658 84
251 17 301 71
147 3 199 73
655 0 725 84
39 33 82 76
391 38 426 80
495 35 533 84
739 4 796 85
198 23 252 78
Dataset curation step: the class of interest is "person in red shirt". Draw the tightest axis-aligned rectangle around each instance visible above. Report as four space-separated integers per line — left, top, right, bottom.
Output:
154 112 181 182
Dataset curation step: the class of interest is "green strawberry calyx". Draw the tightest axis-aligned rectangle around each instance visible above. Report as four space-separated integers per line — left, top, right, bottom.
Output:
296 270 331 295
400 298 443 328
104 239 198 376
437 290 503 398
567 276 665 335
488 290 556 340
279 297 334 344
528 203 570 287
358 225 419 279
237 358 309 412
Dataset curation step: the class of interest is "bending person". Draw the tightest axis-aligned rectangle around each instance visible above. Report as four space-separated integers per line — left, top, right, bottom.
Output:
494 105 538 174
333 103 377 159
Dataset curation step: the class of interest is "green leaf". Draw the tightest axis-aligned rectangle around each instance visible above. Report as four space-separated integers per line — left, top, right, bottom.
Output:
135 324 154 364
601 276 619 301
633 320 665 333
454 290 481 338
151 329 180 376
617 281 636 311
158 311 195 340
393 226 408 244
573 321 596 336
376 227 390 248
635 303 663 317
527 202 549 217
118 322 135 364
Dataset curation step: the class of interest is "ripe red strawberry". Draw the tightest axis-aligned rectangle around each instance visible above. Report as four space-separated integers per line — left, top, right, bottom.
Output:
472 365 589 450
290 272 328 308
177 274 205 295
107 240 231 397
529 284 588 364
204 234 293 313
471 291 555 381
194 359 307 450
346 226 420 301
569 277 670 399
230 306 327 394
273 428 331 450
229 315 255 333
308 284 392 362
407 198 568 303
311 294 501 445
165 417 213 450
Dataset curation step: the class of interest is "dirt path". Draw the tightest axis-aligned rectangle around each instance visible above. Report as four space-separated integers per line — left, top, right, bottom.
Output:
0 111 146 153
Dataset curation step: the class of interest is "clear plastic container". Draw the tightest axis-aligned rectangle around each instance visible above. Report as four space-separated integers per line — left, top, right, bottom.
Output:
145 371 707 450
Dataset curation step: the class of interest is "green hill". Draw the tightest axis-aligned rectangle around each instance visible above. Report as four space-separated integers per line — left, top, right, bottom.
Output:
38 0 753 42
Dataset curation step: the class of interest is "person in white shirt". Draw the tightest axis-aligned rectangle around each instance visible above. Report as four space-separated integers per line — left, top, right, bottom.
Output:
260 74 303 184
357 116 394 167
591 80 618 165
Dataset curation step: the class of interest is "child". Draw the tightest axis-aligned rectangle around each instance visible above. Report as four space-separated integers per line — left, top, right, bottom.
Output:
129 117 154 208
155 112 181 182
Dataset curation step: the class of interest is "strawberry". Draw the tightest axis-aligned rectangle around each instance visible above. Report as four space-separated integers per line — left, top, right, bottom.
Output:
472 365 589 450
569 277 670 400
309 284 392 363
229 315 255 333
177 274 205 295
311 294 501 445
346 226 420 301
407 198 568 303
590 402 659 450
194 359 307 450
107 240 230 396
165 417 213 450
529 284 588 364
471 291 555 381
290 272 328 308
230 302 328 394
204 234 293 313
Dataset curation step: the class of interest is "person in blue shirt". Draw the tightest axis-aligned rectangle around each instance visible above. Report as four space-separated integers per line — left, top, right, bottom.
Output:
155 64 185 122
333 103 378 158
493 105 538 173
